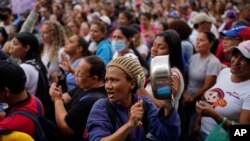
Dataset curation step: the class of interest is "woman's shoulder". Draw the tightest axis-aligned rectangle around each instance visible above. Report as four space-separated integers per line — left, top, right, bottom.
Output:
137 44 148 50
92 98 109 109
209 54 221 64
171 68 183 76
98 38 111 46
124 52 138 60
181 40 193 46
218 68 230 76
189 53 199 60
20 60 38 72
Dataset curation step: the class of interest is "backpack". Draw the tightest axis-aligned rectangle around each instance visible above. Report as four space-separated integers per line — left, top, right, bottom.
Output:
25 61 55 121
8 98 63 141
79 91 107 141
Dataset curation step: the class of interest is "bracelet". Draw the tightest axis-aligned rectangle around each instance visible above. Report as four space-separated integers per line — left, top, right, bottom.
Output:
221 117 227 125
232 120 235 125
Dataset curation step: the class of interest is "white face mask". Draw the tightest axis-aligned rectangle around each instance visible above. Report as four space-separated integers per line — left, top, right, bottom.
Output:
111 40 126 52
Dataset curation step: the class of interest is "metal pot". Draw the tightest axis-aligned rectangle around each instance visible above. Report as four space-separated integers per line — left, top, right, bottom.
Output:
150 55 172 99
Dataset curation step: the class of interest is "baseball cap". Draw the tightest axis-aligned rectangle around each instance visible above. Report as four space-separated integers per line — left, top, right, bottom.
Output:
233 40 250 59
168 11 180 19
220 26 250 40
73 4 83 12
221 10 236 19
99 15 111 26
192 13 213 24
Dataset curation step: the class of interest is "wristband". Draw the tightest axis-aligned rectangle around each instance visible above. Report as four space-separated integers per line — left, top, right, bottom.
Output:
221 117 227 125
232 120 235 125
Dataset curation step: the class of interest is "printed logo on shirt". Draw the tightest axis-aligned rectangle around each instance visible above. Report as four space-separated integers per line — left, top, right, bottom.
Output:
202 88 227 107
226 91 240 99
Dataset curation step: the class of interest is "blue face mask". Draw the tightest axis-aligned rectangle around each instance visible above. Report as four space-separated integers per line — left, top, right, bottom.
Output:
111 40 126 52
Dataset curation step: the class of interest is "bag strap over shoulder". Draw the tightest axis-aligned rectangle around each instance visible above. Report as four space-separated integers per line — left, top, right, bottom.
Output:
8 97 46 141
8 110 46 141
34 97 43 116
24 61 41 71
105 98 131 140
79 91 106 102
105 98 122 129
105 98 149 139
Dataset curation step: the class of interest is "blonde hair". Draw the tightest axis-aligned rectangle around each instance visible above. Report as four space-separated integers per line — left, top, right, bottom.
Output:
44 21 67 63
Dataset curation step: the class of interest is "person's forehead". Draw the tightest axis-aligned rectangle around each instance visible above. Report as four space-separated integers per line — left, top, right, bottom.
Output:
154 36 166 44
69 35 78 41
40 7 48 10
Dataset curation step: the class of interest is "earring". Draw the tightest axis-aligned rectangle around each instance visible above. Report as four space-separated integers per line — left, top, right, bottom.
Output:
131 84 135 89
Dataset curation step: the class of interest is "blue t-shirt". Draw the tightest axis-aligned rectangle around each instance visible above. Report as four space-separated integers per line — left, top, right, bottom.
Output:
95 38 113 65
66 59 81 92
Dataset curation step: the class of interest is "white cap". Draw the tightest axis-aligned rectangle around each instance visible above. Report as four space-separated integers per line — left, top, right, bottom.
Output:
100 15 111 26
233 40 250 59
73 4 82 12
192 12 215 24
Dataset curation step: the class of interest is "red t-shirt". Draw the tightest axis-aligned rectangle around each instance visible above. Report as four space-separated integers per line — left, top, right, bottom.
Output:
0 95 44 138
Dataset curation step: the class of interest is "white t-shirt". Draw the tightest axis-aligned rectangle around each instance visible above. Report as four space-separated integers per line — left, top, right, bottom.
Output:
112 49 139 61
41 47 65 79
0 22 11 34
20 60 39 95
136 44 149 58
189 29 198 46
201 68 250 135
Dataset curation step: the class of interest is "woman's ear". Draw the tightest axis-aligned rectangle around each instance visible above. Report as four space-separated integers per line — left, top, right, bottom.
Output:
24 45 31 52
76 46 83 54
130 80 136 89
92 75 99 82
2 87 10 97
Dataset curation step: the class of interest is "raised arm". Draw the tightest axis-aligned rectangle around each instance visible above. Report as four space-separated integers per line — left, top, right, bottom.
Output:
20 0 45 33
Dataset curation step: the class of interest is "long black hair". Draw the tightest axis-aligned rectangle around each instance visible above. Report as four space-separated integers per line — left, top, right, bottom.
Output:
154 30 188 89
76 35 91 56
15 32 48 75
155 30 184 74
201 31 218 54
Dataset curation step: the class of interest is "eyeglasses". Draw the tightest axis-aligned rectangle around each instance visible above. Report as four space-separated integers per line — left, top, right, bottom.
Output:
75 73 91 78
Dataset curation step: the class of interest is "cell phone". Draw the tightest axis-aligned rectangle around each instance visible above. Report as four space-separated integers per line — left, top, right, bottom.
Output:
150 55 172 100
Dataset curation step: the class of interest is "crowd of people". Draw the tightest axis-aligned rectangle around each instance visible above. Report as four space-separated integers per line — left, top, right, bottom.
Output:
0 0 250 141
